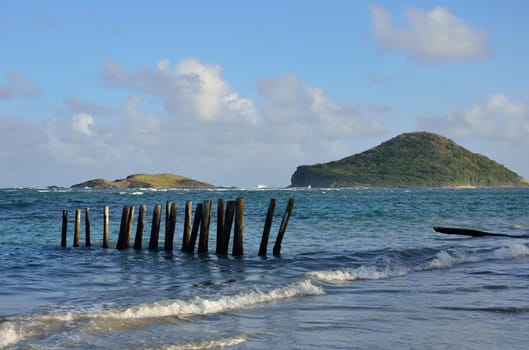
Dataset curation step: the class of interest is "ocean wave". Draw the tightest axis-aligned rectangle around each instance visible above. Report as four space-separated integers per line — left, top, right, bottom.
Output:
94 280 322 320
421 243 529 269
32 280 323 323
140 333 248 350
307 265 409 282
3 281 323 348
307 243 529 283
0 322 23 349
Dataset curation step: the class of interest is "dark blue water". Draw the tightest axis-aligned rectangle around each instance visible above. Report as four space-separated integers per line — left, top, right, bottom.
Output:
1 188 528 349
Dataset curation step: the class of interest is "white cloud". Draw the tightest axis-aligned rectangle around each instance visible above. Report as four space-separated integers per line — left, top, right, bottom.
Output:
369 5 491 63
0 70 40 100
102 58 257 124
257 73 385 140
121 96 164 150
418 93 529 141
71 113 94 136
0 59 390 187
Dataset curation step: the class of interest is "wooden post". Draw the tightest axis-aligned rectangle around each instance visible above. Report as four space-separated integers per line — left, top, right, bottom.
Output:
149 204 162 250
165 203 178 251
116 205 131 250
102 206 109 248
198 200 212 253
61 210 68 247
216 199 225 254
181 200 192 251
219 200 235 255
232 197 244 256
73 209 81 247
125 205 135 249
165 201 172 247
273 197 295 256
134 204 147 250
186 203 203 253
258 198 276 257
85 208 91 247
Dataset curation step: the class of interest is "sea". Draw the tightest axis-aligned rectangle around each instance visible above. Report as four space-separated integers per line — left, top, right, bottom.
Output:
1 187 528 349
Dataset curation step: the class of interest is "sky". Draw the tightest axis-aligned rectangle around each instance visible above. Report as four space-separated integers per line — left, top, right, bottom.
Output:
1 0 529 188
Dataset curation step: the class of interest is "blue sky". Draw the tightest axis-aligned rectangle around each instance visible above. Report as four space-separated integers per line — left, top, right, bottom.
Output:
1 0 529 187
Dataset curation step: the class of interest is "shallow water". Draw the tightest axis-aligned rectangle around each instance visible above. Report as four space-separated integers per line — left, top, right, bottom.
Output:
1 188 528 349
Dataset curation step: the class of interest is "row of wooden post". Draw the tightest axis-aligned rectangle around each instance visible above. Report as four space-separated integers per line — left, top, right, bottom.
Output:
61 197 295 256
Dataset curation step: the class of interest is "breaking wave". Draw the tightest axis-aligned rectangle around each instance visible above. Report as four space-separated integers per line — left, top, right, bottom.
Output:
308 243 529 283
0 322 23 349
307 265 409 282
2 280 323 348
421 243 529 269
33 280 323 322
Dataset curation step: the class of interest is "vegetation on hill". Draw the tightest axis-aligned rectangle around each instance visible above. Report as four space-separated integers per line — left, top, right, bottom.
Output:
290 132 529 188
71 173 215 189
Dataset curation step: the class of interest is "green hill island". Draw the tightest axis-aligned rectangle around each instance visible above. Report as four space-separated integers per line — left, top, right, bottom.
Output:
71 173 215 189
290 132 529 188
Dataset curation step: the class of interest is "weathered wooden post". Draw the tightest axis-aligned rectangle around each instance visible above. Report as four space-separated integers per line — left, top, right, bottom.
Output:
165 203 178 251
125 205 135 248
116 205 131 250
232 197 245 256
149 204 162 250
85 208 91 247
218 200 235 255
185 203 203 253
216 198 225 254
273 197 295 256
102 205 109 248
198 200 212 253
258 198 276 257
165 201 172 246
134 204 147 250
73 209 81 247
181 200 192 251
61 210 68 247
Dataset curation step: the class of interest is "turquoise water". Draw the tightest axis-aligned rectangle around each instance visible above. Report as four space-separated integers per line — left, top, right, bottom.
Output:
1 188 528 349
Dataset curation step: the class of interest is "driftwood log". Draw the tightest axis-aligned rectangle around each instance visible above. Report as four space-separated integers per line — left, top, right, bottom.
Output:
433 226 528 238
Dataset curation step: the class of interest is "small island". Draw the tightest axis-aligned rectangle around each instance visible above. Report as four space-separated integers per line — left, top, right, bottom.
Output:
290 132 529 188
71 173 216 189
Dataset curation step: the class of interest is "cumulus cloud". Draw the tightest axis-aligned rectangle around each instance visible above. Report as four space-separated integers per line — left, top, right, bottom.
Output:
257 73 385 141
0 70 40 100
102 58 256 124
0 58 391 187
120 96 164 150
43 114 107 166
369 5 491 63
418 93 529 141
70 113 94 136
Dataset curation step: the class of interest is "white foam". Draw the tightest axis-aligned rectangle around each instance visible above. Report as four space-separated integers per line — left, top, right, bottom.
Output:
142 333 248 350
35 280 324 322
307 265 409 283
102 280 323 319
0 322 23 348
308 244 529 283
423 244 529 269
